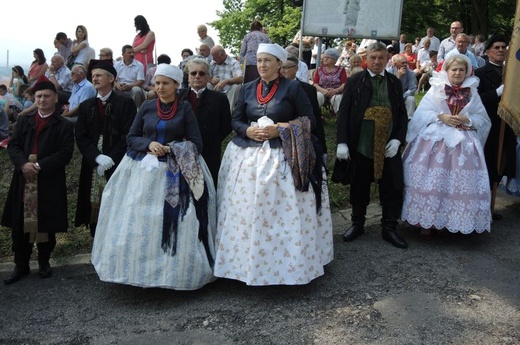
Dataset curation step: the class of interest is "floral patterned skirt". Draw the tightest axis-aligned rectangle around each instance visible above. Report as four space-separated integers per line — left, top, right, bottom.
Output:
401 132 491 234
214 142 333 286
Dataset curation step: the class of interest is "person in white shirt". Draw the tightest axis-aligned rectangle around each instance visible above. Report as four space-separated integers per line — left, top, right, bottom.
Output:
114 45 145 108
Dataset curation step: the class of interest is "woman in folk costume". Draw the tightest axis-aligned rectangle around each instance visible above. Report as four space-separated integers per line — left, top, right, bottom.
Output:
91 64 217 290
401 54 492 237
214 43 333 286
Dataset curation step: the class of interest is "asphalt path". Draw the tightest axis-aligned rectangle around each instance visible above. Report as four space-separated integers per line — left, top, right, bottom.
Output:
1 190 519 345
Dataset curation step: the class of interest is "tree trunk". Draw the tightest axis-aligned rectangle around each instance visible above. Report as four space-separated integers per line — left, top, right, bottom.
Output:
472 0 489 35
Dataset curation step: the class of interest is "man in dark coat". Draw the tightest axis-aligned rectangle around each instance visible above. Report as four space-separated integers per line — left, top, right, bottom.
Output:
474 34 514 220
75 62 137 236
336 42 408 249
2 76 74 284
281 54 328 158
178 57 232 186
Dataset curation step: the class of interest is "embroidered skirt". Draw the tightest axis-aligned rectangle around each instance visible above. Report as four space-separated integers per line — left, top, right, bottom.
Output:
214 141 333 286
401 131 491 234
91 155 217 290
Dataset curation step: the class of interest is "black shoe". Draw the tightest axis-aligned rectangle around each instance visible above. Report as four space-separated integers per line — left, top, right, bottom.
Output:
38 262 52 279
382 228 408 249
4 265 30 285
343 223 365 242
492 213 503 221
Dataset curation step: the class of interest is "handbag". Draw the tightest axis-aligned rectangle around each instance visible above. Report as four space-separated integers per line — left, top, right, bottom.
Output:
331 158 354 185
66 54 75 69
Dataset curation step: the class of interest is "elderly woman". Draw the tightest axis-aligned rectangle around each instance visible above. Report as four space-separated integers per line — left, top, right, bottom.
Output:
402 43 417 70
313 48 347 115
401 54 492 237
214 43 333 286
91 64 217 290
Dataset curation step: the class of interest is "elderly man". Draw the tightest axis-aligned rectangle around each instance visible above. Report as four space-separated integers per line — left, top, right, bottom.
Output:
387 54 417 119
281 55 327 157
178 58 232 186
114 45 145 108
444 33 479 70
475 34 515 220
47 55 74 107
2 76 74 284
98 48 113 61
336 42 409 249
438 21 464 61
209 45 244 112
61 65 96 121
418 27 440 51
198 44 212 62
75 62 137 236
285 45 309 83
197 24 215 50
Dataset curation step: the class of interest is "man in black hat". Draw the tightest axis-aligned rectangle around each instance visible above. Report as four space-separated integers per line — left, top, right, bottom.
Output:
475 34 515 220
2 76 74 284
74 62 137 236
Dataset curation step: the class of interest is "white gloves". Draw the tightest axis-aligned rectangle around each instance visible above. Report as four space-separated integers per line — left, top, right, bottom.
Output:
496 84 504 97
96 165 106 176
95 154 115 170
336 143 350 161
385 139 401 158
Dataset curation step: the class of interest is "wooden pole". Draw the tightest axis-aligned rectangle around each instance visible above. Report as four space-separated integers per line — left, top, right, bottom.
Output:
491 119 506 214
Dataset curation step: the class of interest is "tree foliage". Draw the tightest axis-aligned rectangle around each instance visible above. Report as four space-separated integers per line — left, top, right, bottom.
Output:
210 0 516 54
210 0 302 55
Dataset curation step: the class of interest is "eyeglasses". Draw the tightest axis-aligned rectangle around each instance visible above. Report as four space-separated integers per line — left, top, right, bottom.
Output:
190 71 207 77
282 65 297 70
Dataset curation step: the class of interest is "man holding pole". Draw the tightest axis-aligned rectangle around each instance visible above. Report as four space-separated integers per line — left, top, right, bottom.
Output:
475 34 515 220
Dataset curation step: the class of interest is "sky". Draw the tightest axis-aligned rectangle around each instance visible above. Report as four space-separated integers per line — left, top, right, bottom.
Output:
0 0 224 70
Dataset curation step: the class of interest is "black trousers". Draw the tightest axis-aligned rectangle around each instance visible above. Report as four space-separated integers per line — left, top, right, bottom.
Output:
12 230 56 267
349 152 403 221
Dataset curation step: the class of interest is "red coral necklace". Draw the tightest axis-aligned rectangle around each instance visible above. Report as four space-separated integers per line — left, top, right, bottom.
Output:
157 98 178 120
257 78 279 105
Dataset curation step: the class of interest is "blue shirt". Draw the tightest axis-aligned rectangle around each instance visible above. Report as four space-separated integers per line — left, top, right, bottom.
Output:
68 78 96 110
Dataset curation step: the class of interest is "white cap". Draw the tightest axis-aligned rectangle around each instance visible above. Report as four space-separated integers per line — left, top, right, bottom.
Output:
443 54 473 77
257 43 288 63
154 64 183 85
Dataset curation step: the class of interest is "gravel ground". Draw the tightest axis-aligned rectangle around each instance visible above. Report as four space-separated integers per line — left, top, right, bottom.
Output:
0 190 519 345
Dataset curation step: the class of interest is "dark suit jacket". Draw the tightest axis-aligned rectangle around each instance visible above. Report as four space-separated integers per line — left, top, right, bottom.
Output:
74 92 137 227
336 70 408 188
299 81 327 154
178 87 232 185
475 62 516 181
2 112 74 234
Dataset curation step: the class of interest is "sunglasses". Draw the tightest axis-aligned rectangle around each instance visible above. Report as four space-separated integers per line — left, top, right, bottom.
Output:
190 71 207 77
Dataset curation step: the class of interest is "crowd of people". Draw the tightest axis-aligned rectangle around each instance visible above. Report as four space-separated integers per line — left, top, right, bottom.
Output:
0 16 515 291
